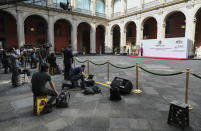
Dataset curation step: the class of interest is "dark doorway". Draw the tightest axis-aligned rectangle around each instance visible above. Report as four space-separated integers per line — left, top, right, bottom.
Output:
0 38 6 49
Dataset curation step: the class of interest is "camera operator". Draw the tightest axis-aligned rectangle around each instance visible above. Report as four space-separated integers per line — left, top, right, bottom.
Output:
38 45 49 71
9 47 24 87
31 47 38 69
3 48 11 74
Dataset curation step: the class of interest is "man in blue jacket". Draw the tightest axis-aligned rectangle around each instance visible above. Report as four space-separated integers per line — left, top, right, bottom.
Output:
63 45 73 80
69 65 86 89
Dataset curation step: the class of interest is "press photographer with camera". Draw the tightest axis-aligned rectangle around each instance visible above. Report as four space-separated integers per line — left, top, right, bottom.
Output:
38 44 50 71
2 48 11 74
31 47 38 69
9 47 24 87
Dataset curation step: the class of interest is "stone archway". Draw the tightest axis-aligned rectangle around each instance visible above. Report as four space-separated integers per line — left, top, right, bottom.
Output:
142 17 157 39
24 15 48 47
0 10 17 48
165 11 186 38
77 22 91 54
54 19 72 53
112 25 120 53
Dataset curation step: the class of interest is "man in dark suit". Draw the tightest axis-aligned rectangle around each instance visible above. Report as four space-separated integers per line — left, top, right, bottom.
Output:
63 45 73 80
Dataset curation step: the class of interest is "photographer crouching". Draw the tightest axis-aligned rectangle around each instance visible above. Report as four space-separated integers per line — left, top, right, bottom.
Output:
9 47 24 87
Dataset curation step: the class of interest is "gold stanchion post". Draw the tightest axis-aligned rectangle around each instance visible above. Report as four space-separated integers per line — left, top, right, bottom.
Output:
87 59 90 76
133 63 142 94
73 57 75 68
106 60 111 84
62 53 64 72
185 68 193 110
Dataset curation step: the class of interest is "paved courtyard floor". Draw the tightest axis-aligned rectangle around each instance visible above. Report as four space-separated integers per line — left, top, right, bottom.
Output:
0 55 201 131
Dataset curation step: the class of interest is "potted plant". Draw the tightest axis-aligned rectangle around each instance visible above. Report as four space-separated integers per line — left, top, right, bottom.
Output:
131 45 136 55
114 47 119 55
82 46 86 55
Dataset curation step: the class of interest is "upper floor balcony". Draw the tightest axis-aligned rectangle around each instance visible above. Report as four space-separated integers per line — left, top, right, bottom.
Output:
112 0 187 19
22 0 187 20
22 0 107 19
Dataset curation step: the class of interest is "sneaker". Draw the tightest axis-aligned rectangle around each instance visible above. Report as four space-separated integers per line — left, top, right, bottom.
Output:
41 104 53 114
13 84 20 87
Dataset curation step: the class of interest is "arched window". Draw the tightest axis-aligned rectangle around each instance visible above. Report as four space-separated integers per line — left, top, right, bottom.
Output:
77 0 90 10
113 0 121 13
96 0 105 14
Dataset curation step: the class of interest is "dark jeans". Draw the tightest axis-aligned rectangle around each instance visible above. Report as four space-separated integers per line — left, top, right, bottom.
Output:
70 74 85 89
12 67 20 87
4 61 11 73
34 88 57 105
64 64 71 80
31 58 37 69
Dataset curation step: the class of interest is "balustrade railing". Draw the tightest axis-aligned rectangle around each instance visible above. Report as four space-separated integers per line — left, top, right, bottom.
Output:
111 12 121 18
144 0 160 8
24 0 47 7
73 8 92 15
96 12 106 18
126 7 138 14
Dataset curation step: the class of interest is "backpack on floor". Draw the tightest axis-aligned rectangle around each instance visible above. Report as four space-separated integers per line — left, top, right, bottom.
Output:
56 90 70 108
83 86 101 95
110 86 121 101
85 74 95 87
111 77 133 95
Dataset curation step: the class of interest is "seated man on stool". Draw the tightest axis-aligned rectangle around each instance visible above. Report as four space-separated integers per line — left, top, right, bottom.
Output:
69 65 86 90
31 63 59 113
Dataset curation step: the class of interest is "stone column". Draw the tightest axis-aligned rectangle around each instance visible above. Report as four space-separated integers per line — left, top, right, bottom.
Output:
72 20 78 54
136 21 143 46
90 0 96 16
120 25 126 53
121 0 126 15
108 0 112 19
157 19 165 39
140 0 144 9
105 25 112 53
47 0 53 7
90 23 96 54
48 15 54 52
185 14 196 41
105 3 108 18
17 11 25 48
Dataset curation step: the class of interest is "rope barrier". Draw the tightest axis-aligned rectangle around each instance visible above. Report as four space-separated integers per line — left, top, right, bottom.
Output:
89 60 107 66
190 72 201 79
75 58 88 63
139 66 184 76
109 63 135 69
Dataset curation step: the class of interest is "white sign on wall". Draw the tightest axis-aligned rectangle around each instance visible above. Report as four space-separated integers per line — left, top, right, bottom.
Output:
141 38 193 58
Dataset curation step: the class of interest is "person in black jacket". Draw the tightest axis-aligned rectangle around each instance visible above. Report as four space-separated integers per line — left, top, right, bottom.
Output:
3 48 11 74
63 45 73 80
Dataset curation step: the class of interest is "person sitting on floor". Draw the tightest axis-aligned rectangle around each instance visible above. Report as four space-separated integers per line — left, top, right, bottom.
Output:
69 65 86 90
31 63 59 112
